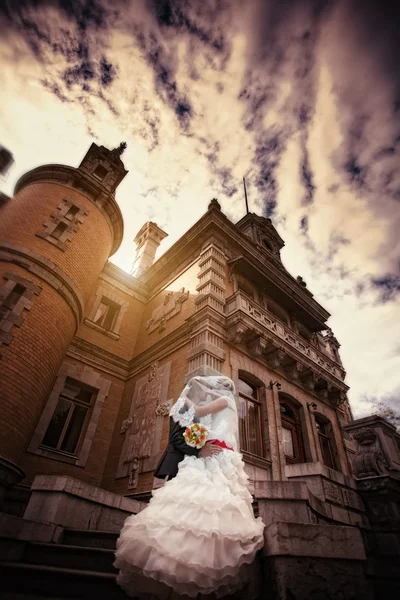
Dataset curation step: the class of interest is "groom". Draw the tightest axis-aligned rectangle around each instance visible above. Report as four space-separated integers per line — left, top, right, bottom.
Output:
154 411 222 481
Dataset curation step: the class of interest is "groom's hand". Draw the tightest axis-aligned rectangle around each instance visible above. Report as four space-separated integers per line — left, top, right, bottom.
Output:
199 443 222 458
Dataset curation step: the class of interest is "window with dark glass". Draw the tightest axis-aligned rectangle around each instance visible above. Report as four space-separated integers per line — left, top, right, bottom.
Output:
41 378 96 455
93 297 120 330
51 221 68 240
279 399 305 463
238 378 265 456
316 418 336 469
65 205 80 220
0 283 26 320
93 165 108 180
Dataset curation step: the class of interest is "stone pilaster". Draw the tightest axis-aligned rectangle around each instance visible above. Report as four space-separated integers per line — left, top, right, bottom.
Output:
186 243 227 379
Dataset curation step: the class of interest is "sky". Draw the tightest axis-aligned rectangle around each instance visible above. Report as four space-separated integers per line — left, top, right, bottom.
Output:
0 0 399 418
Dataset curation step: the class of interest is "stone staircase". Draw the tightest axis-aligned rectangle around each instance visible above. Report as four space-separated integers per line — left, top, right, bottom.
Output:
0 528 127 599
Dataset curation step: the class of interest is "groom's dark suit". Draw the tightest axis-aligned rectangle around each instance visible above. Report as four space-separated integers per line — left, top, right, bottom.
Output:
154 417 199 480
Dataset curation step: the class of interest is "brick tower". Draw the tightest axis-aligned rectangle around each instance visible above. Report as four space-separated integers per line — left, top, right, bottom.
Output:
0 142 127 502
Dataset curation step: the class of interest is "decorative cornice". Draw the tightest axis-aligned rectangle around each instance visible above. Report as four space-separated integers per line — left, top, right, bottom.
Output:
67 336 130 379
137 209 330 328
100 262 149 302
128 322 192 379
14 165 124 255
0 243 84 328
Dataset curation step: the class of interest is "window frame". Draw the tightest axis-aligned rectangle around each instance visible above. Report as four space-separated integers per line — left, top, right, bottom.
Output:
279 398 305 464
238 377 266 458
28 364 111 467
315 417 336 470
40 377 96 457
92 296 120 331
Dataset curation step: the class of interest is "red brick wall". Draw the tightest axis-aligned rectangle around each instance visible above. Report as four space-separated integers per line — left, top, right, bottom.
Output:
0 182 113 306
77 276 145 361
0 264 76 464
20 357 125 487
0 178 114 468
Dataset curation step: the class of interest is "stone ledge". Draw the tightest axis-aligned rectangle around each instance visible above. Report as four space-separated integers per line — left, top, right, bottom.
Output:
285 461 357 489
23 475 146 532
255 480 365 527
29 475 145 513
0 513 63 543
83 318 120 340
264 521 367 560
187 341 226 361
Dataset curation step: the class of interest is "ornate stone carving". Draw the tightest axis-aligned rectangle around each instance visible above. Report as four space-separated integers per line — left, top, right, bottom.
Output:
126 371 163 462
301 371 318 391
155 401 171 417
296 276 307 288
148 362 158 381
284 361 304 381
352 427 389 478
247 336 268 357
116 362 172 480
146 288 189 333
342 488 363 511
329 388 347 407
323 480 343 505
266 348 286 369
227 257 242 282
120 418 133 434
317 387 329 401
227 323 247 345
127 458 140 490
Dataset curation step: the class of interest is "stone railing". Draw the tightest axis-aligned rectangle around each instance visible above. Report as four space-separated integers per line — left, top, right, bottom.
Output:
225 292 345 382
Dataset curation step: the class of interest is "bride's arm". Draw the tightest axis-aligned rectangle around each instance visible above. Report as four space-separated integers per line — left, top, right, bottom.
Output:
184 396 228 417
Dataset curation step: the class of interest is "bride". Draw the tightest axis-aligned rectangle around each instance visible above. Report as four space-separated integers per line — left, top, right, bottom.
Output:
114 375 265 599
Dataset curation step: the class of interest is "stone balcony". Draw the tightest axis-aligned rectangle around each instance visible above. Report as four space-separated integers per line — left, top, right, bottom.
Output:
225 291 348 404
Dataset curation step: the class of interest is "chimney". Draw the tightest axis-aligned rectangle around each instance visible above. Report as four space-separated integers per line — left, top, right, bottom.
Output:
131 221 168 276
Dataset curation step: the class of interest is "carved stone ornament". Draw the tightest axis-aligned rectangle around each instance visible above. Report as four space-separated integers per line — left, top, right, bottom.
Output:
247 336 268 357
146 288 189 333
301 371 318 391
284 361 304 380
351 427 389 479
155 401 171 417
266 348 286 369
126 371 164 462
120 418 133 434
227 323 247 345
323 480 343 505
127 458 140 490
148 362 158 381
116 362 171 480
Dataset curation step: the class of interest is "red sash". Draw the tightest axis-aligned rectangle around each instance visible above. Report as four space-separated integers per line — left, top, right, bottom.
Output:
206 439 233 451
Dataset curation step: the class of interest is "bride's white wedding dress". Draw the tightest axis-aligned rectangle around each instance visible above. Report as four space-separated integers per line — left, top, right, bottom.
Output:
115 376 265 599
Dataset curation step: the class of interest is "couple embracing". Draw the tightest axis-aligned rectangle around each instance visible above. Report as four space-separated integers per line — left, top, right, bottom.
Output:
114 375 265 599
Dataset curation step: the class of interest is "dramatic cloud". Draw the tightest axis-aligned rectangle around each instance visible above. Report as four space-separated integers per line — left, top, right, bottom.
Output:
0 0 399 415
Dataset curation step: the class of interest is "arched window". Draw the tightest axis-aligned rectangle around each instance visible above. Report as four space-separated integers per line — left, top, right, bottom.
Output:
238 377 265 457
315 416 337 470
279 396 305 463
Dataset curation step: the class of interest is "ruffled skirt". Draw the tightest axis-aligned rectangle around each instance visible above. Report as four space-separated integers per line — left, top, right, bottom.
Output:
114 450 265 599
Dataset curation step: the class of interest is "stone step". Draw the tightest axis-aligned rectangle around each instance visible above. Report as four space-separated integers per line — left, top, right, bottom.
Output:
25 541 117 573
62 528 118 550
0 561 128 599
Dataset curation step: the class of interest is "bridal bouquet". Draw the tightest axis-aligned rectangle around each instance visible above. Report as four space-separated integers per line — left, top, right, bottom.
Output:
183 423 209 449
